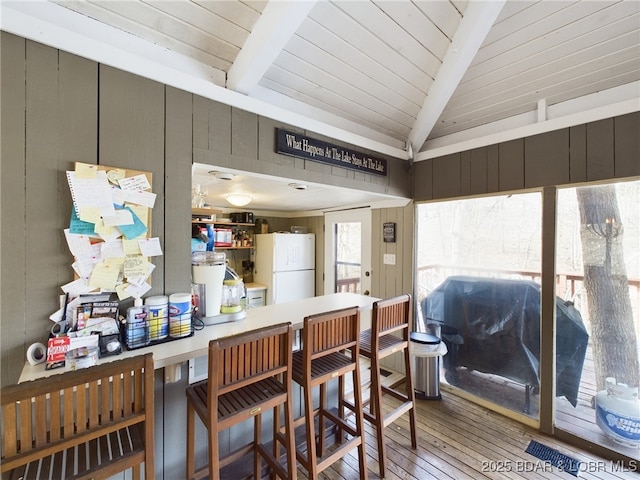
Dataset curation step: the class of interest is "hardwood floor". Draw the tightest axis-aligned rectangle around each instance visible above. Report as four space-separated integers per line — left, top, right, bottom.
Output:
222 385 637 480
302 390 638 480
221 354 638 480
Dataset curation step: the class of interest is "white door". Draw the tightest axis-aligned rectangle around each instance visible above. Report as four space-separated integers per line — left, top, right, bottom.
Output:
324 208 372 296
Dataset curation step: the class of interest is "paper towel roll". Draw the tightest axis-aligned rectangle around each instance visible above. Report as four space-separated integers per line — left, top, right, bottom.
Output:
192 264 226 316
27 342 47 366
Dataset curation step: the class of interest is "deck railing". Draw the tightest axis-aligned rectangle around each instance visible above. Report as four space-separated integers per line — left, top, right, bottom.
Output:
336 277 360 293
416 264 640 330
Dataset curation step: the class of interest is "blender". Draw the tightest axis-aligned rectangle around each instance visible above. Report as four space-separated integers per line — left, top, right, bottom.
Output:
191 251 246 325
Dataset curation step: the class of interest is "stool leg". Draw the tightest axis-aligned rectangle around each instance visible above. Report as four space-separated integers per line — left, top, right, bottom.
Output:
404 346 418 449
352 358 368 480
303 381 319 479
273 404 282 477
254 413 262 479
186 402 196 480
284 398 297 480
209 408 220 480
370 353 386 478
337 374 345 445
318 382 326 456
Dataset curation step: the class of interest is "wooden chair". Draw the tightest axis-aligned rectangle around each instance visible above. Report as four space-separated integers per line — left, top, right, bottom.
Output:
359 294 417 478
185 323 297 480
292 306 367 480
1 353 155 480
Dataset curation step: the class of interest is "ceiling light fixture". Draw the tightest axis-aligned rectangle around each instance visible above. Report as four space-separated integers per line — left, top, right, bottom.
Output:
210 171 235 181
289 183 308 190
225 194 252 207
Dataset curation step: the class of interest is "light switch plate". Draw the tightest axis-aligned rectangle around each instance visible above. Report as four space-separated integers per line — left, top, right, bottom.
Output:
383 253 396 265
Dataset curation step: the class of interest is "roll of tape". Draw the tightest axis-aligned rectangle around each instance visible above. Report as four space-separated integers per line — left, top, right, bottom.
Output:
51 321 65 336
27 342 47 366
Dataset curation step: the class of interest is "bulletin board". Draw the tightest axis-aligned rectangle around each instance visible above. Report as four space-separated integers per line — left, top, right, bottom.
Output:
62 161 161 300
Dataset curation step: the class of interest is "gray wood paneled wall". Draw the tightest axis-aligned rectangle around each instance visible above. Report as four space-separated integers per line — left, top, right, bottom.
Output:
0 32 411 383
412 112 639 201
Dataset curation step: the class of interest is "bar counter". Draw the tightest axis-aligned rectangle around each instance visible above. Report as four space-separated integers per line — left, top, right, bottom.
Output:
19 292 378 383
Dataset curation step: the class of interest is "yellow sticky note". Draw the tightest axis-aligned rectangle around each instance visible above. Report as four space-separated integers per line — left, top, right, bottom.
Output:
75 163 98 179
94 220 116 237
89 262 120 290
116 283 132 300
123 238 142 255
105 257 125 269
79 206 102 224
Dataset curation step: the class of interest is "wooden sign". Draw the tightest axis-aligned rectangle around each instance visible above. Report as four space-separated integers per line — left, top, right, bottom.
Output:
383 222 396 243
276 128 387 176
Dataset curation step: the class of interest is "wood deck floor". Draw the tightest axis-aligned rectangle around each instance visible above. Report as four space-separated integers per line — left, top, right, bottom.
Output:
295 389 638 480
223 379 638 480
437 341 640 462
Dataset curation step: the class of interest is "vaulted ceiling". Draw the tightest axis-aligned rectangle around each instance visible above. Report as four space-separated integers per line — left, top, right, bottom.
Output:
3 0 639 166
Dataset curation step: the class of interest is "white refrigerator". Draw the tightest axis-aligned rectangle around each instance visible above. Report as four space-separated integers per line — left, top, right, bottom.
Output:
253 233 315 305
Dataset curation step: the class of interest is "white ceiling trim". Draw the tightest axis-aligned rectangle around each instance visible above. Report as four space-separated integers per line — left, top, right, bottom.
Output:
1 0 408 161
227 0 317 95
417 81 640 161
407 0 506 154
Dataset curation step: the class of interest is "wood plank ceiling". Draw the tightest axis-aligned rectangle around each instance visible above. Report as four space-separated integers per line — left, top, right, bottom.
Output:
2 0 639 163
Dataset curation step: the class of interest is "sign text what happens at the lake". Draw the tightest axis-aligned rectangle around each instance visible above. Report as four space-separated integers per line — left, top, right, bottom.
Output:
276 128 387 176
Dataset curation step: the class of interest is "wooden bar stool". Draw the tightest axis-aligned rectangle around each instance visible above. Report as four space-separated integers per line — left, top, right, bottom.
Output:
185 323 297 480
359 294 417 478
1 353 155 480
291 306 368 480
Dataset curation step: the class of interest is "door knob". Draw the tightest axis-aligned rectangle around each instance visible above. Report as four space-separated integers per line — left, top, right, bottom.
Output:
365 271 370 277
364 290 370 296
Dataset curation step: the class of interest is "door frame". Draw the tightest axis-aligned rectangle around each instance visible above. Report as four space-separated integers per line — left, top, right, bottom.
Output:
324 208 372 296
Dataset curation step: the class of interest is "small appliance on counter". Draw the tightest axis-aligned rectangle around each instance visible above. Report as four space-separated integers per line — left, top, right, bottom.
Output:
191 251 246 326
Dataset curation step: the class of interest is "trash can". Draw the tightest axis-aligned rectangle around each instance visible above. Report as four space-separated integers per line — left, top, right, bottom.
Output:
410 331 447 400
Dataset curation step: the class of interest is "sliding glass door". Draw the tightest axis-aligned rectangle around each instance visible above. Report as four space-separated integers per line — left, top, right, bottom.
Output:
554 180 640 456
415 192 543 424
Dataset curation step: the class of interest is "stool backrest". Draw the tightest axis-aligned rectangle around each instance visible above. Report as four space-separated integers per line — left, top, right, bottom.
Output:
208 322 293 397
302 306 360 362
372 294 411 337
1 353 155 476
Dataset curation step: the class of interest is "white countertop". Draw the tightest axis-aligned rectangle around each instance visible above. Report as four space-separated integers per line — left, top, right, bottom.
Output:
19 293 378 383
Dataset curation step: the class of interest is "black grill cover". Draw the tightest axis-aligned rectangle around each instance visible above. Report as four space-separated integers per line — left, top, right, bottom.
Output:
421 276 589 407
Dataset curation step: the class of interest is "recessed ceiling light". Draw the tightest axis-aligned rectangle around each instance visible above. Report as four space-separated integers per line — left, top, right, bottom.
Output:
289 183 308 190
209 171 235 181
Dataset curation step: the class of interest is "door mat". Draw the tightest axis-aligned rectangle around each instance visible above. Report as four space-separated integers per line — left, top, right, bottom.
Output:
525 440 581 476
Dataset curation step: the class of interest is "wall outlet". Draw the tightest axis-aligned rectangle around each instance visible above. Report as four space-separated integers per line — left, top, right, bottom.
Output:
383 253 396 265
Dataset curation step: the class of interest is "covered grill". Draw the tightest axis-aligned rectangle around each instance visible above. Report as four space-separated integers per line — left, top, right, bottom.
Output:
421 276 589 410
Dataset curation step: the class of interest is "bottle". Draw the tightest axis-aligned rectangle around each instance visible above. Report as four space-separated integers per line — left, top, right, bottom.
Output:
126 297 149 348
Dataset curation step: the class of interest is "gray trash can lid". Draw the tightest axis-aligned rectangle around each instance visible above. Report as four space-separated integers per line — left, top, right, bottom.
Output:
410 332 440 345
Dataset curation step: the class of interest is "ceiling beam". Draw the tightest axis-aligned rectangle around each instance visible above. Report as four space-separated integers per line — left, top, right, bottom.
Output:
227 0 318 95
408 0 506 154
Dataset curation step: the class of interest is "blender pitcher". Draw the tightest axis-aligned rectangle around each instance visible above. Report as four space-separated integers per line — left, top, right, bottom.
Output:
220 278 245 314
